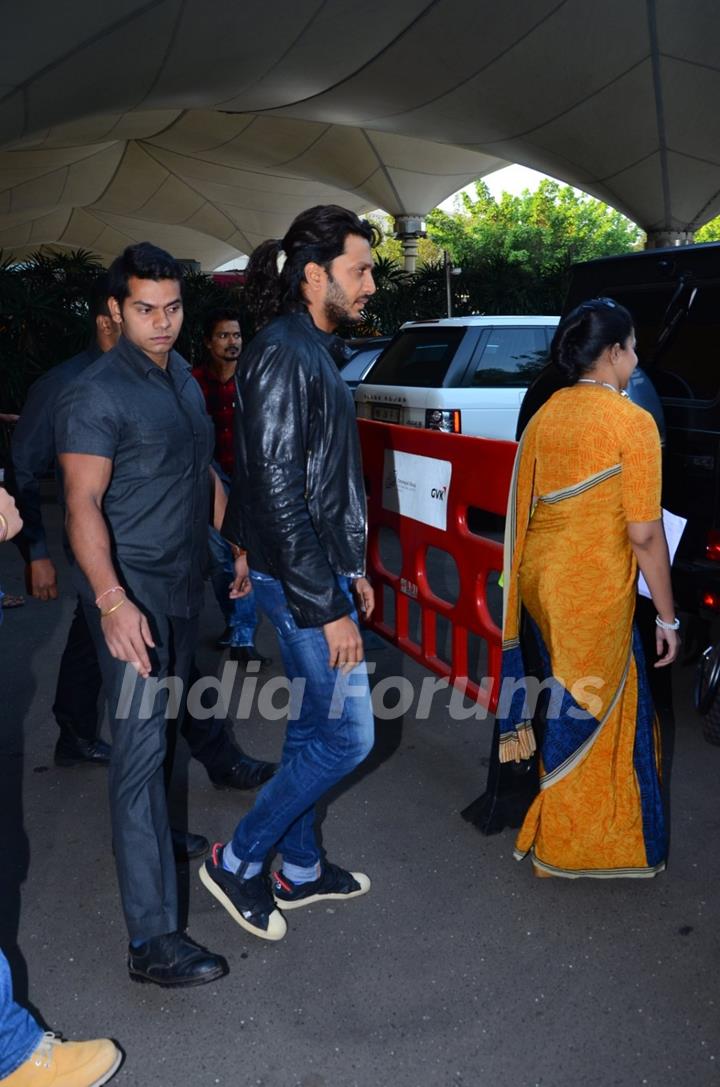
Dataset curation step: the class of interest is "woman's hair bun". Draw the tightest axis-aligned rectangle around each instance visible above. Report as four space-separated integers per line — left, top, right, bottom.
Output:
551 297 633 382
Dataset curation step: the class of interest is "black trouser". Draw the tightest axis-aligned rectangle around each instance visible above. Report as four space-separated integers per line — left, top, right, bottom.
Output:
53 595 238 772
53 599 103 743
82 604 194 934
82 602 198 939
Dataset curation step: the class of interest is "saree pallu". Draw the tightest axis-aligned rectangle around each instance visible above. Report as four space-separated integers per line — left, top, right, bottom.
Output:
497 409 666 878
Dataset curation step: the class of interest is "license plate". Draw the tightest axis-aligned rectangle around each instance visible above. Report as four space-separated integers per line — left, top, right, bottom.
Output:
371 404 401 423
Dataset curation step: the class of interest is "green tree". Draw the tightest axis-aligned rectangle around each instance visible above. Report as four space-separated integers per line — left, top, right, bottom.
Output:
426 179 642 305
428 179 641 270
695 215 720 243
358 181 644 334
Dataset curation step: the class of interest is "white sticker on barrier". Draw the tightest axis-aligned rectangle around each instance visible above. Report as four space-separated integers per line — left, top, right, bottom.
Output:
382 449 453 531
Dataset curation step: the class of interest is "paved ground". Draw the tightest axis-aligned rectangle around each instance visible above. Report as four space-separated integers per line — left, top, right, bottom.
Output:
1 495 719 1087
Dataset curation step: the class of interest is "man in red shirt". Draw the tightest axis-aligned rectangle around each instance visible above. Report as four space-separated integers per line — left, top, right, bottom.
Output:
192 309 240 477
193 309 269 666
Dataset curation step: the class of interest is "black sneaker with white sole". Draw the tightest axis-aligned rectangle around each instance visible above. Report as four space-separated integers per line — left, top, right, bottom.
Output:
200 843 287 941
272 861 371 910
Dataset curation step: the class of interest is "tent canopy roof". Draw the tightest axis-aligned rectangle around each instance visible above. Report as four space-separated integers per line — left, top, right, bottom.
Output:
2 1 717 266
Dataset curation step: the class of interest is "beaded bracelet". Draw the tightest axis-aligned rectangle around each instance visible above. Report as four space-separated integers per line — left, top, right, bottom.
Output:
95 585 125 607
100 597 126 619
655 615 680 631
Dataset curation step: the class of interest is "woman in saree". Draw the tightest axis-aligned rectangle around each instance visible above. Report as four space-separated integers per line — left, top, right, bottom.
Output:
498 298 679 878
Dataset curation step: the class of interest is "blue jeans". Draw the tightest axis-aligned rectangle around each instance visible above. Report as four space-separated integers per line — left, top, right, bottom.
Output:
0 950 42 1079
230 573 375 868
207 526 258 647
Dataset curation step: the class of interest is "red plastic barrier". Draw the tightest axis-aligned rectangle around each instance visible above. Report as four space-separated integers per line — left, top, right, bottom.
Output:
358 420 516 712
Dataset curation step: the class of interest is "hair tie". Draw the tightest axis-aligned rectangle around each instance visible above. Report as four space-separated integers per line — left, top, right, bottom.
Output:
276 249 287 275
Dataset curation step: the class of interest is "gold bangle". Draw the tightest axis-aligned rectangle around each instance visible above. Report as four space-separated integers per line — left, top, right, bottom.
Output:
0 513 7 543
100 597 126 619
231 544 247 559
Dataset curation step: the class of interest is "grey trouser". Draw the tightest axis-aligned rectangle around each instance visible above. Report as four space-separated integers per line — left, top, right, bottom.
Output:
82 600 197 941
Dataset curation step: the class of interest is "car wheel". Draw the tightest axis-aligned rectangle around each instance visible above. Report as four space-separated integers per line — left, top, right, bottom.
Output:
694 642 720 745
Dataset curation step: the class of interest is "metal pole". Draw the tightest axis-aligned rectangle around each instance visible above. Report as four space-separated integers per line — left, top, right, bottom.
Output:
444 249 452 318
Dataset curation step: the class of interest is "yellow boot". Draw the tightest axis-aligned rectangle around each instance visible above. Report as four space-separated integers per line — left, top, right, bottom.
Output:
4 1033 121 1086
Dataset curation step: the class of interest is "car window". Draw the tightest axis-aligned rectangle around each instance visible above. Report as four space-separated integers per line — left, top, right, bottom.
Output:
603 284 720 402
364 329 465 388
471 327 549 387
340 349 379 381
340 347 385 388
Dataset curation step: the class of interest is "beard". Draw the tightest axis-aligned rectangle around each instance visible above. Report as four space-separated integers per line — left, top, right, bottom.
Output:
323 274 363 327
211 347 239 365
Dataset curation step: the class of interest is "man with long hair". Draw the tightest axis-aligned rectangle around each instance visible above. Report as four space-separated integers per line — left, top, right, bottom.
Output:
200 205 378 941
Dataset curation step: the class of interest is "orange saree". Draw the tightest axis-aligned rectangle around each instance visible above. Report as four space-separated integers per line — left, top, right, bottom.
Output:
498 385 666 878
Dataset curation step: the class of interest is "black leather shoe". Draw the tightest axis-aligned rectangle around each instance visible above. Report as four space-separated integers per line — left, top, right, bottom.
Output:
128 931 227 987
229 645 272 668
208 756 277 791
171 828 210 861
54 735 112 767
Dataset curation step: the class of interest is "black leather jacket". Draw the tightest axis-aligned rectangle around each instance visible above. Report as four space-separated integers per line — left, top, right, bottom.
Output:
222 310 367 628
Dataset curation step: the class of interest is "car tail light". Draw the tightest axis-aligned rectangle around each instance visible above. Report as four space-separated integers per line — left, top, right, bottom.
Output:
425 409 461 433
702 591 720 612
706 530 720 561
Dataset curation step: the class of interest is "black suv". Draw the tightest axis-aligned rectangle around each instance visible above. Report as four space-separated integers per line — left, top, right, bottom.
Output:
565 242 720 732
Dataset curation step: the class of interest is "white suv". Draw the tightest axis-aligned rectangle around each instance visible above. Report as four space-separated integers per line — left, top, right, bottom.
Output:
354 315 559 440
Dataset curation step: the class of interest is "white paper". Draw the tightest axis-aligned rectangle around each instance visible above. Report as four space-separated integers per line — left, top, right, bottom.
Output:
638 507 687 599
381 449 453 531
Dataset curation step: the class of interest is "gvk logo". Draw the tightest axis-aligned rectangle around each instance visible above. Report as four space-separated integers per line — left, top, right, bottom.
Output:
430 485 447 501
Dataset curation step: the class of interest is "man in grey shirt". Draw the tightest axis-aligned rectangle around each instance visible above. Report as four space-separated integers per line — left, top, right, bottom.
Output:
55 243 232 987
10 281 274 804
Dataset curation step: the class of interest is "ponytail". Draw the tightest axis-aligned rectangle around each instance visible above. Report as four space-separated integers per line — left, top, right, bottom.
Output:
242 239 286 335
551 297 634 382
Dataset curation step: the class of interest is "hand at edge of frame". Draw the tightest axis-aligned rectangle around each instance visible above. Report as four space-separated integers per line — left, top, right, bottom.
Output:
0 487 22 540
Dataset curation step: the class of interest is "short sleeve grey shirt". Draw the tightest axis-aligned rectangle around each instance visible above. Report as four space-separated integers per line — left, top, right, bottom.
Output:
55 336 214 618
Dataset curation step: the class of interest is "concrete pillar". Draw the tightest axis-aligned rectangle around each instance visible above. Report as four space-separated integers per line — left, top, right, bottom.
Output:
644 229 695 249
401 235 419 273
393 215 426 273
